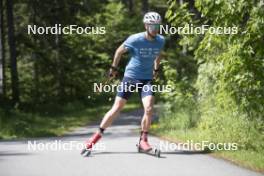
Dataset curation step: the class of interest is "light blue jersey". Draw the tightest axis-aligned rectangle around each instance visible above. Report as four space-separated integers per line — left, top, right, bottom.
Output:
123 32 165 79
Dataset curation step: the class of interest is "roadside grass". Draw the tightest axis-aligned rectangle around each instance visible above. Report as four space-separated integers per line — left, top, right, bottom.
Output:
151 126 264 172
0 94 141 140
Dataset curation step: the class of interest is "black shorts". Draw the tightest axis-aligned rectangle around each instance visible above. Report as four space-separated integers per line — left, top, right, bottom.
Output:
116 77 154 100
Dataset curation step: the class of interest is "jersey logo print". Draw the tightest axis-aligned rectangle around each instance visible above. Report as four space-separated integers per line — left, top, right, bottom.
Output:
139 48 160 58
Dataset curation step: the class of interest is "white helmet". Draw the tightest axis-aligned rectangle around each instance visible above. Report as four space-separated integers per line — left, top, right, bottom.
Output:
143 12 162 24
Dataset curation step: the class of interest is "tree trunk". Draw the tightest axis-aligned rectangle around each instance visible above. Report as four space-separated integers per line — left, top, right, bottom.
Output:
54 0 65 101
121 0 133 14
188 0 201 19
55 34 66 101
31 1 40 104
142 0 149 14
128 0 133 13
6 0 19 103
0 0 5 97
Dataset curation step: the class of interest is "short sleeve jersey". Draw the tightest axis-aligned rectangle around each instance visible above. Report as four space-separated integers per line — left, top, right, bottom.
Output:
123 32 165 80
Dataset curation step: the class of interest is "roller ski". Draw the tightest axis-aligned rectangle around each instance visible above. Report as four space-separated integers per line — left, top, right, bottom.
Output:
81 131 102 157
136 131 161 158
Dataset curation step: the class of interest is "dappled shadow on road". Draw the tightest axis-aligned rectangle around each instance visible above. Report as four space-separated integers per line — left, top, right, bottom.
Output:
85 148 211 158
111 108 159 126
87 151 167 158
162 149 212 155
0 109 150 143
91 151 138 155
0 151 33 156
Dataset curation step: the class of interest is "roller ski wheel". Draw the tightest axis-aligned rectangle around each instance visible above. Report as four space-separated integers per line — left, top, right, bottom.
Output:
81 132 102 157
80 148 92 157
136 143 161 158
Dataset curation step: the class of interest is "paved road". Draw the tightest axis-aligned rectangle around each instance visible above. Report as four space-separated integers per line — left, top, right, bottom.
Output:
0 109 263 176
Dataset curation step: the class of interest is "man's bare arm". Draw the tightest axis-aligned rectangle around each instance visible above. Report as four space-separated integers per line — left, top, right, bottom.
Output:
108 44 127 78
111 44 127 68
153 53 163 79
154 54 162 71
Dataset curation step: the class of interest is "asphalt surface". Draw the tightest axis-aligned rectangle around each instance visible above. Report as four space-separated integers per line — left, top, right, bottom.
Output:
0 109 263 176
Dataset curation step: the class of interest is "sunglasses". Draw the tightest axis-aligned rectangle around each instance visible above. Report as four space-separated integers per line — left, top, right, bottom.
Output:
147 24 160 31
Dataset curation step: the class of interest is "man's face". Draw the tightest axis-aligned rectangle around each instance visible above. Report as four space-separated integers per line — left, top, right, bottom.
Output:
145 24 160 36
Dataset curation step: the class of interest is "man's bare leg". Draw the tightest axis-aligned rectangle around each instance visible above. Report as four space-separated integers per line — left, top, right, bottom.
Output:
139 95 154 151
83 97 127 151
100 97 127 129
141 95 154 131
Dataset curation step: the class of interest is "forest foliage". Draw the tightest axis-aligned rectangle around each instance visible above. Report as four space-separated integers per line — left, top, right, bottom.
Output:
159 0 264 153
0 0 263 156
